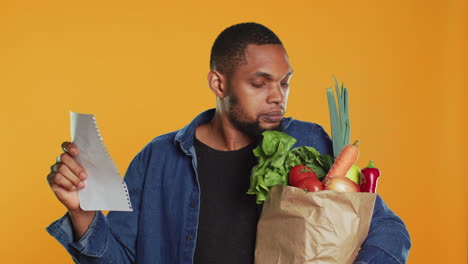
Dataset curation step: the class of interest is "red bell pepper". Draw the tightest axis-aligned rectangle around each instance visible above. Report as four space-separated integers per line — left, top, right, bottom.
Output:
360 160 380 193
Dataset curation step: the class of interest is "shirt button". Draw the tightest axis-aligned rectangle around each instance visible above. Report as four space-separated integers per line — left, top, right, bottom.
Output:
190 201 196 208
186 234 193 240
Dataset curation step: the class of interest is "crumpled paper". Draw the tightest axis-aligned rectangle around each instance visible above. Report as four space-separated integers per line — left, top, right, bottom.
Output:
255 185 376 264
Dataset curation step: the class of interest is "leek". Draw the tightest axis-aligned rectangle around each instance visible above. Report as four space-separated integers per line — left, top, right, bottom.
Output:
327 76 350 158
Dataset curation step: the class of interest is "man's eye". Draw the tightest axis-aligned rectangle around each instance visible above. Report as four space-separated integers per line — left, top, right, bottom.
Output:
281 82 289 88
251 83 265 88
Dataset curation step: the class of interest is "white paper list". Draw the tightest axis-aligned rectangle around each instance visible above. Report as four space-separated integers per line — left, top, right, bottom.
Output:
70 112 133 211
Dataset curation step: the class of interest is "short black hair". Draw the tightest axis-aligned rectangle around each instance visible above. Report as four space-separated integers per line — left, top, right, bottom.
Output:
210 22 283 76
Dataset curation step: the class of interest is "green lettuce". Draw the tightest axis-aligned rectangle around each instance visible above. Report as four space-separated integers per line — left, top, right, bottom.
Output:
247 131 334 204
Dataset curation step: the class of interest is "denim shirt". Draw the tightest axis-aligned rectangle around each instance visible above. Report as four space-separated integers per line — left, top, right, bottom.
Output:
46 108 411 264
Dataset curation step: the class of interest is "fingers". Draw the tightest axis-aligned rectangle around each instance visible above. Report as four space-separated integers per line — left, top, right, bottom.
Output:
62 141 79 156
47 141 88 194
58 152 87 181
58 162 85 188
48 172 78 191
48 162 86 190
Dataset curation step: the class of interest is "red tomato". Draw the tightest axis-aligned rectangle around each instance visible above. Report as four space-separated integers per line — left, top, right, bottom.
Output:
289 165 318 187
295 177 324 192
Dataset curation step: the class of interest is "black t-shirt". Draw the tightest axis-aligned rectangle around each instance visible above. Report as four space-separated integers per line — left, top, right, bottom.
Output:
193 137 261 264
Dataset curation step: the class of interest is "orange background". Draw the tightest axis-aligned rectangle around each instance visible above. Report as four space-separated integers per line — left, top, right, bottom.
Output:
1 0 466 263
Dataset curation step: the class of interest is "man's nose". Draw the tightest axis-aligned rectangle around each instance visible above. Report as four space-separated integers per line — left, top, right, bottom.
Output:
267 84 286 105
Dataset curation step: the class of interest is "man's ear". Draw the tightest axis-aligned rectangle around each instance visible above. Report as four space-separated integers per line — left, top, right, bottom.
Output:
207 70 227 98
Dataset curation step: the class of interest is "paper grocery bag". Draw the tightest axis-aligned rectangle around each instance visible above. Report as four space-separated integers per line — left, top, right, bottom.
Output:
255 185 377 264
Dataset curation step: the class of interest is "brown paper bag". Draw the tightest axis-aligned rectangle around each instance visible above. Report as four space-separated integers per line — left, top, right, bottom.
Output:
255 185 377 264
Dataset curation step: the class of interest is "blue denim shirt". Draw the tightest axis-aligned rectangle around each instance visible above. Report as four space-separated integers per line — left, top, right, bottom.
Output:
46 108 411 264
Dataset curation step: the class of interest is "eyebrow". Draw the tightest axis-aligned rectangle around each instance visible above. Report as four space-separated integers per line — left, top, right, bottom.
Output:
253 70 294 80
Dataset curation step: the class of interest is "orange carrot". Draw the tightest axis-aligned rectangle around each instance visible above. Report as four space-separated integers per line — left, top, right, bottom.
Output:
325 140 360 178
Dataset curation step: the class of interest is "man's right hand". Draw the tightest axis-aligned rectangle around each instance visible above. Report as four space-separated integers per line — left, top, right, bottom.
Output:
47 142 87 211
47 142 96 240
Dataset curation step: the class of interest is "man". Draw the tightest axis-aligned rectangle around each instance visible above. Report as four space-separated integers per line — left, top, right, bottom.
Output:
46 22 411 263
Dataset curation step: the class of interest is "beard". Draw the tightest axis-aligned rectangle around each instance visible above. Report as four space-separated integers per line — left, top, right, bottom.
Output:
227 95 284 141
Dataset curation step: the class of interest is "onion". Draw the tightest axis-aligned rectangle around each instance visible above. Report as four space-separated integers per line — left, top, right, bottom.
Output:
323 176 360 192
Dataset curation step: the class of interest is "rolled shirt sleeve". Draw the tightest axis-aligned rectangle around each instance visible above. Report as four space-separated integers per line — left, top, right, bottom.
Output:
45 153 145 263
46 211 109 260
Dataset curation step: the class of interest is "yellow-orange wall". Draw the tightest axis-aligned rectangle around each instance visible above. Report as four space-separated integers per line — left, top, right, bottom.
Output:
1 0 466 263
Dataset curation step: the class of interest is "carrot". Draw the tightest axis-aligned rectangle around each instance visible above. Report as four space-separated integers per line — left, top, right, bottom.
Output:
325 140 360 178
